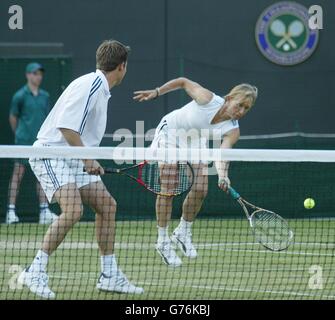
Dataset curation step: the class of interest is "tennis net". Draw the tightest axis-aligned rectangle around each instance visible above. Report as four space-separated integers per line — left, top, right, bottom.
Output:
0 146 335 300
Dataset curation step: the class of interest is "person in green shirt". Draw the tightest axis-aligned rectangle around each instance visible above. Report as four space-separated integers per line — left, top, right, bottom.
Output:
6 62 58 225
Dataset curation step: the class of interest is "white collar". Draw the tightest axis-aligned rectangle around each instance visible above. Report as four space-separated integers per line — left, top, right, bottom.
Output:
96 69 111 97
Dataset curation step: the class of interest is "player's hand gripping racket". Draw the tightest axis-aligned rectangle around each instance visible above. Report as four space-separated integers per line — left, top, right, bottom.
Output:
85 161 194 197
228 186 294 251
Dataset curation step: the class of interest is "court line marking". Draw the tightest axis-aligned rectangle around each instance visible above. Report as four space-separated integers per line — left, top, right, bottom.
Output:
1 241 334 257
212 247 335 257
2 266 332 275
0 240 334 249
2 268 334 299
2 241 335 248
42 273 335 300
186 284 335 299
201 242 335 248
136 280 335 299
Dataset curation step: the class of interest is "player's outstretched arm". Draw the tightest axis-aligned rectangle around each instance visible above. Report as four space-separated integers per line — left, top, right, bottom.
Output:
215 128 240 192
133 77 213 105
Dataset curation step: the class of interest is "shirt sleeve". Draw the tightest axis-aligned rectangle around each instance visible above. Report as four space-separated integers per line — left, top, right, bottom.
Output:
55 77 101 134
197 93 224 108
9 92 22 117
208 94 224 107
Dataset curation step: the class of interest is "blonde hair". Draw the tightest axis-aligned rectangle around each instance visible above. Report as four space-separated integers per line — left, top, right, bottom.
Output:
225 83 258 106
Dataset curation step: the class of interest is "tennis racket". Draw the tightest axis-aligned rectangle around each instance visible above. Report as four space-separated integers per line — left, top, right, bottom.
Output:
85 161 194 197
228 186 294 251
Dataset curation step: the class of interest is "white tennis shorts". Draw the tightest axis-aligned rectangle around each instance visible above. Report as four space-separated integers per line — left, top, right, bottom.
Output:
29 144 101 203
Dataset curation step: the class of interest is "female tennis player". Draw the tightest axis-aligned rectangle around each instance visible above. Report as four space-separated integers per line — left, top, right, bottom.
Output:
134 78 258 267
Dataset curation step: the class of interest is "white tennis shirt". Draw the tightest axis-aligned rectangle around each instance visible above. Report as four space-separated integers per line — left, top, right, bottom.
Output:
152 93 239 149
36 69 111 146
162 94 238 137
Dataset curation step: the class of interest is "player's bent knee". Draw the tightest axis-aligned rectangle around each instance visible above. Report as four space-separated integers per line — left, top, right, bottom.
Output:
105 196 117 212
75 203 84 220
111 197 117 212
106 200 117 217
60 201 84 224
95 196 117 217
110 197 117 208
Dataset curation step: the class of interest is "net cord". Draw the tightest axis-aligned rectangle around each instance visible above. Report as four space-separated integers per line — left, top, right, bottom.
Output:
1 146 335 162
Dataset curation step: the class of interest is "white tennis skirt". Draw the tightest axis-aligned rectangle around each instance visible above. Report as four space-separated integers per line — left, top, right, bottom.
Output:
151 118 207 150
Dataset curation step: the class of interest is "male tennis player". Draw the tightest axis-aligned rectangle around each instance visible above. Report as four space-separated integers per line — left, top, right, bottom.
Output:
6 63 57 225
18 40 144 298
134 78 257 267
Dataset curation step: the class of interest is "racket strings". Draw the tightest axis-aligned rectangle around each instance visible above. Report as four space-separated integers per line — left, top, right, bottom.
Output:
252 210 293 251
140 162 193 195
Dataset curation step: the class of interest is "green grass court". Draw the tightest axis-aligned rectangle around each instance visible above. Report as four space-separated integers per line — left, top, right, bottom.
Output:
1 219 334 300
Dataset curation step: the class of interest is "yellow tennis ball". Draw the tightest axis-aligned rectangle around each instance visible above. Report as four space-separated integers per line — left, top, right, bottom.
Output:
304 198 315 209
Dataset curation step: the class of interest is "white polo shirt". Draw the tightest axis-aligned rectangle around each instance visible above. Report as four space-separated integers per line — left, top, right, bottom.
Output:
35 69 111 147
152 94 239 149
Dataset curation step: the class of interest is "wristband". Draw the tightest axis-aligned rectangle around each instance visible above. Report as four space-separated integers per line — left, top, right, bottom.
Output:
154 87 160 99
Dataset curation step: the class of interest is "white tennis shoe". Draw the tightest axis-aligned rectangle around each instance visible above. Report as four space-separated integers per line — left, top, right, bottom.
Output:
5 210 19 224
18 268 55 299
97 271 144 294
156 240 182 267
171 229 197 258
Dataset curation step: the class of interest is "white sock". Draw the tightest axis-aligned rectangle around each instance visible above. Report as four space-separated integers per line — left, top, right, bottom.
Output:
39 203 49 213
101 254 118 277
178 217 193 232
29 250 49 273
157 226 169 243
7 204 15 212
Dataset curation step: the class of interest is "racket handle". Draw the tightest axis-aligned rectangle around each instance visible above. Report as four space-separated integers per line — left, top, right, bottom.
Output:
228 186 241 200
83 167 118 174
104 167 119 174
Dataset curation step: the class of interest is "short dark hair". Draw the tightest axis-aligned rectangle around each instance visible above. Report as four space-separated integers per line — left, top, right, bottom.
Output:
96 40 131 72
